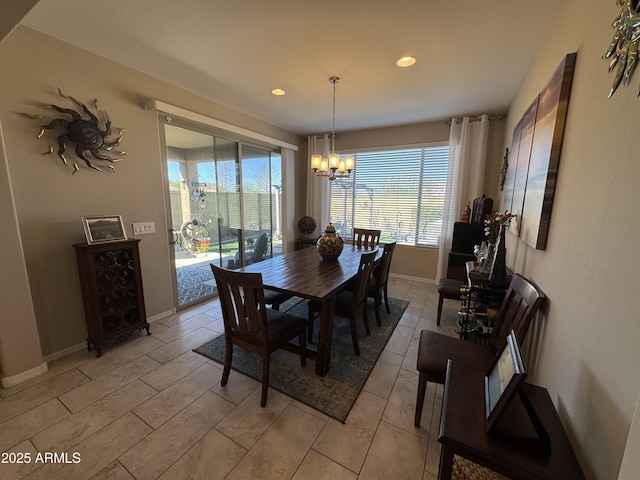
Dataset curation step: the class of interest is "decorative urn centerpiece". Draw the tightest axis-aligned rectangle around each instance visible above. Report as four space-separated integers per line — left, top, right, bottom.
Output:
316 223 344 261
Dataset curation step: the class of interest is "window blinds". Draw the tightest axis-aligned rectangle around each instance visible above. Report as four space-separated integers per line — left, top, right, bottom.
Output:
329 145 449 246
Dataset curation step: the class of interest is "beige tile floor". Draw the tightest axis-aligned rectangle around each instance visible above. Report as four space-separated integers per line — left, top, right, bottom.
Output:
0 278 463 480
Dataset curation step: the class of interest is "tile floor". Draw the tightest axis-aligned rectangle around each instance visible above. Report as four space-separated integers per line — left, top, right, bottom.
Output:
0 277 463 480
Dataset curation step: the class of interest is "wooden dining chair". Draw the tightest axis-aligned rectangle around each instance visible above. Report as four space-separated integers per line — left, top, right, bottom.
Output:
210 264 307 407
263 288 293 311
307 251 377 356
353 228 381 248
367 241 396 326
414 273 545 426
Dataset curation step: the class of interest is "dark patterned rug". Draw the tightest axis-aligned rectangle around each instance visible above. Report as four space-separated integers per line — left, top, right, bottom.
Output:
193 296 408 423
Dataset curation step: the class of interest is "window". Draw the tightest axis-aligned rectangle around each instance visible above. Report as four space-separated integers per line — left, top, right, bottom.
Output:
329 144 449 247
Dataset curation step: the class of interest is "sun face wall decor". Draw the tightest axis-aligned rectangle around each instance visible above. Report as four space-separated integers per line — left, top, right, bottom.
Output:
22 88 126 174
603 0 640 97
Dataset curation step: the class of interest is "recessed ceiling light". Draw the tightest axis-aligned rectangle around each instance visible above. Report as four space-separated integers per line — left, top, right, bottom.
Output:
396 56 416 67
271 88 286 96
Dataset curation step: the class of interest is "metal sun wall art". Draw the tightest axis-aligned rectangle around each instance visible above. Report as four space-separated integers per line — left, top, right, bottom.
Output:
604 0 640 97
22 88 126 174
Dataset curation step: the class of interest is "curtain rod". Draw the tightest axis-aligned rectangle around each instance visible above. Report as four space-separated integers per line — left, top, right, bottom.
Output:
446 114 505 126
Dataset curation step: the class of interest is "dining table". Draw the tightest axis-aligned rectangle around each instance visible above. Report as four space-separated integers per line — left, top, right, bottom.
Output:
237 244 381 376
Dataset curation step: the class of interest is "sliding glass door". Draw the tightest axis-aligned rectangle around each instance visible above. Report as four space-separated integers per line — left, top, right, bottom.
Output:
164 122 282 308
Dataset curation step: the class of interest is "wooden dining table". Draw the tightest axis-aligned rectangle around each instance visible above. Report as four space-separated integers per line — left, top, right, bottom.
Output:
237 244 381 376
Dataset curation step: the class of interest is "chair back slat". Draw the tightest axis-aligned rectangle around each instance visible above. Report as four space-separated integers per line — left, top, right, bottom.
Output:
374 242 396 289
352 251 377 309
487 274 546 353
211 265 268 339
353 228 381 248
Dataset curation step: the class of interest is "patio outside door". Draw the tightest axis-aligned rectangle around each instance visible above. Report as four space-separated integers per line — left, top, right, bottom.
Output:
163 122 282 308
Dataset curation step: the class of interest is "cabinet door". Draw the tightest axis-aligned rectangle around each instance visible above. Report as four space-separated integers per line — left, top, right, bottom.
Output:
75 239 147 350
93 245 143 338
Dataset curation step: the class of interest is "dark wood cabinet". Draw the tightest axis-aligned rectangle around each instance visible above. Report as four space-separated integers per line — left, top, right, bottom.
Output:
73 239 149 357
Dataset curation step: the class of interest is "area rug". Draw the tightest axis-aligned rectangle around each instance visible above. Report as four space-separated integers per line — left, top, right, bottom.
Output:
193 296 409 423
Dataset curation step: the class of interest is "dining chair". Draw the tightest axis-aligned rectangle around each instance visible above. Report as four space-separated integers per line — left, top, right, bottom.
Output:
414 273 545 426
307 251 377 356
210 264 307 407
353 228 381 248
263 288 293 311
367 241 396 326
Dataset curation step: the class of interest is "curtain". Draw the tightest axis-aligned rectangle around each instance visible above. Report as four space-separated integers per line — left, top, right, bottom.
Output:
436 115 490 283
305 134 330 234
280 147 295 254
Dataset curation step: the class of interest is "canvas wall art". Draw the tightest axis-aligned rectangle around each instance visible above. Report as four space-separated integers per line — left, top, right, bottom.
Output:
503 52 577 249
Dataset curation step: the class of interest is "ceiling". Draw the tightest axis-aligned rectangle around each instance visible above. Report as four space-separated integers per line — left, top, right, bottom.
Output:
20 0 559 136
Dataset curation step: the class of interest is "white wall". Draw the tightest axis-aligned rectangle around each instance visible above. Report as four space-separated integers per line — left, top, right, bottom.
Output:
503 1 640 478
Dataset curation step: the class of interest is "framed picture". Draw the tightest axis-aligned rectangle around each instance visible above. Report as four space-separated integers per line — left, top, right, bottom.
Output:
484 330 527 432
82 215 127 244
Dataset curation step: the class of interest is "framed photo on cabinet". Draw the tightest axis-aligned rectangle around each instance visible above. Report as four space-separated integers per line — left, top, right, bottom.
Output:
82 215 127 244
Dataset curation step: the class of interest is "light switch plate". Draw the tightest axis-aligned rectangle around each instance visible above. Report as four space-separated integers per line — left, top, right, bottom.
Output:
132 222 155 235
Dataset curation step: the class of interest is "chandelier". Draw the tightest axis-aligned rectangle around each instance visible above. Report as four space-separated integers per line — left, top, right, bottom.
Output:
310 76 355 181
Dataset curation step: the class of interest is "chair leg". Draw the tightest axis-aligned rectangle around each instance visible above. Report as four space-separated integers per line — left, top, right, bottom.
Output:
261 354 270 407
299 331 307 367
437 294 444 326
415 371 427 426
383 286 391 314
362 304 371 336
374 293 382 327
221 340 233 386
307 306 315 343
350 315 361 356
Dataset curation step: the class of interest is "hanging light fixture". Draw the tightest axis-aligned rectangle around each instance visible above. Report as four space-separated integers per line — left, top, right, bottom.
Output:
310 76 355 181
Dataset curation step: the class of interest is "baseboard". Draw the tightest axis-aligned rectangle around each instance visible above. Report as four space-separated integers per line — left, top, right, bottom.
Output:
148 309 174 323
43 341 88 363
1 362 49 388
42 311 173 364
389 273 434 284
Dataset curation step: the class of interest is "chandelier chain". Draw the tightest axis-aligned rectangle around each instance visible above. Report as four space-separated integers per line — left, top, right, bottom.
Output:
310 75 353 181
329 75 340 150
332 79 336 137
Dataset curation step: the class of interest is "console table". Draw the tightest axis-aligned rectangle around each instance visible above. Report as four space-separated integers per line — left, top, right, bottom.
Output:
438 361 584 479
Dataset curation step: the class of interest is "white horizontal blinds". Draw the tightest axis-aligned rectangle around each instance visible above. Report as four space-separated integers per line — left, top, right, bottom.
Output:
329 145 449 246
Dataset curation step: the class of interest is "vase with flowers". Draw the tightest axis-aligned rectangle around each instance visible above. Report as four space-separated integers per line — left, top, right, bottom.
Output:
483 211 514 276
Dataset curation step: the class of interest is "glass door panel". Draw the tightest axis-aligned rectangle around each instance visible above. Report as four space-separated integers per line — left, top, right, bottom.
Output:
164 123 282 308
238 145 279 264
165 124 239 307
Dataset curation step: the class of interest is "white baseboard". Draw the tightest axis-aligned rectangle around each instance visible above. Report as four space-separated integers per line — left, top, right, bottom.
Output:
148 309 174 323
43 341 88 363
1 362 49 388
389 273 435 284
42 311 173 364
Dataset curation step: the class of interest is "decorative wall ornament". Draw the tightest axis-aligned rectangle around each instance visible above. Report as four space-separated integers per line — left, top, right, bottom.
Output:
22 89 126 174
603 0 640 97
499 148 509 191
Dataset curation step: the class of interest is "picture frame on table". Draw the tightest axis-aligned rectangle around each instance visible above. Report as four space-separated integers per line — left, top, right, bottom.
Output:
82 215 127 244
484 330 527 432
